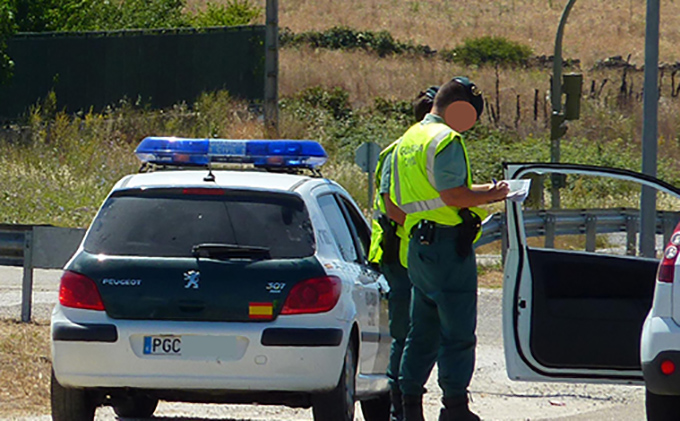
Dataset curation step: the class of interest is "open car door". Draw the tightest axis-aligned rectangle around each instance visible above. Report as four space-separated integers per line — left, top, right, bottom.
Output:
503 163 680 384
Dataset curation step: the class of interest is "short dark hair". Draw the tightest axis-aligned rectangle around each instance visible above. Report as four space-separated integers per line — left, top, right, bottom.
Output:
433 77 484 118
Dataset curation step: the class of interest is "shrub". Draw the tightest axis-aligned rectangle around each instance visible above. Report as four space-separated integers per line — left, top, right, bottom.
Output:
442 36 533 67
296 86 352 121
188 0 262 28
280 26 434 58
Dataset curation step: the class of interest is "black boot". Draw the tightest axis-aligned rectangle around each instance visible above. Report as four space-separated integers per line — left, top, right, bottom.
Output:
439 395 480 421
390 388 403 421
402 394 425 421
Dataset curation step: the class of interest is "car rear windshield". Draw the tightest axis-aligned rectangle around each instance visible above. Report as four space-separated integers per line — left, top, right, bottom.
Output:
83 188 315 258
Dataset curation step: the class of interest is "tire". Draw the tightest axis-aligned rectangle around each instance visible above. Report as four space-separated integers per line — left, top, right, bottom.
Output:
112 395 159 418
360 392 391 421
51 369 96 421
312 340 357 421
646 388 680 421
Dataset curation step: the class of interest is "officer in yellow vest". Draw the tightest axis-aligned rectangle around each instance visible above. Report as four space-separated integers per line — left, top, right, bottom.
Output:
369 86 439 421
389 77 509 421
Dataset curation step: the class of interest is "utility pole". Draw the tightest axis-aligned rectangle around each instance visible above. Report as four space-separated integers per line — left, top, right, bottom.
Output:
549 0 578 210
264 0 279 137
640 0 660 258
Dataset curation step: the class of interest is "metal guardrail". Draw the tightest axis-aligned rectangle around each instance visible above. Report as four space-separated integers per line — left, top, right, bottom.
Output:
0 224 86 322
475 208 680 260
1 208 679 322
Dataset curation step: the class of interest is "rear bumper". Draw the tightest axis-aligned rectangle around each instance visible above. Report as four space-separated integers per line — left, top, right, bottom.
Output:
51 305 348 393
641 315 680 395
642 352 680 395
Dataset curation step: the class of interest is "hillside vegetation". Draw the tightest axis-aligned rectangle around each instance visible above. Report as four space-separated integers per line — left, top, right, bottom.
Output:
2 0 680 227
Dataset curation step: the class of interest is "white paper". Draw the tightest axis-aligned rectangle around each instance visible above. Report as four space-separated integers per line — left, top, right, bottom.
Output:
502 179 532 203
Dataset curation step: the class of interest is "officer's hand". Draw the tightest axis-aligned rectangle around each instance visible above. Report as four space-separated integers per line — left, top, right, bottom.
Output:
489 181 510 202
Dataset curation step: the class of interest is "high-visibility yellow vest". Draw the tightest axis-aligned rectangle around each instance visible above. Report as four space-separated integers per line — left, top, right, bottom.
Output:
389 121 488 238
368 140 409 266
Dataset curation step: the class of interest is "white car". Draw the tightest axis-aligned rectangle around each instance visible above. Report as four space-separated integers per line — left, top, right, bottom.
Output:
501 163 680 420
50 138 391 421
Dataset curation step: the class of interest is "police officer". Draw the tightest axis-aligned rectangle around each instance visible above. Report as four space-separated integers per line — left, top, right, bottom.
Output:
389 77 509 421
368 86 439 421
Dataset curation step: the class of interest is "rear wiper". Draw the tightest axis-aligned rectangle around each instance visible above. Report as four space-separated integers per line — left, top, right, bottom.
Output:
191 243 271 260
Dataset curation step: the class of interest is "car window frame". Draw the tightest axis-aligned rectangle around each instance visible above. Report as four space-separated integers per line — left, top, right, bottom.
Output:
316 192 362 263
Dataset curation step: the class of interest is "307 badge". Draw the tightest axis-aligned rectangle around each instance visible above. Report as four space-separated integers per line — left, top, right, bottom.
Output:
266 282 285 293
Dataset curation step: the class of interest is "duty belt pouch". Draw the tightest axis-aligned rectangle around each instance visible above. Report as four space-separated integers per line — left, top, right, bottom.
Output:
378 215 399 264
456 208 481 258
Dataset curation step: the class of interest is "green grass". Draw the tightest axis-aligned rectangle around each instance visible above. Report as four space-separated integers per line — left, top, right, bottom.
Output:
2 85 680 228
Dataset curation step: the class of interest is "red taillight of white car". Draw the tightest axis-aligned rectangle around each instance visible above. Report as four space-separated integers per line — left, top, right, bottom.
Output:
59 271 106 311
280 276 342 315
658 227 680 283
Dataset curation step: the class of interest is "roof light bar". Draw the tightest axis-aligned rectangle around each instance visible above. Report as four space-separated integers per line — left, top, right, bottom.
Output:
135 137 328 169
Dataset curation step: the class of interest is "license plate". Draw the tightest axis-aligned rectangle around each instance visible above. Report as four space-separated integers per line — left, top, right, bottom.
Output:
143 336 181 355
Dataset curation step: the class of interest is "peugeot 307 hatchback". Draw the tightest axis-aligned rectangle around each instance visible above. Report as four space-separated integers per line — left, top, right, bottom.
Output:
50 138 391 421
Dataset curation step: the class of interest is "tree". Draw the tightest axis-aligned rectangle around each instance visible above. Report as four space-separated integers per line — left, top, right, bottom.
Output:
0 0 15 86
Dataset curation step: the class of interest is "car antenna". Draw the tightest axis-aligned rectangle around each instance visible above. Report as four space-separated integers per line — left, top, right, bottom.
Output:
204 162 215 182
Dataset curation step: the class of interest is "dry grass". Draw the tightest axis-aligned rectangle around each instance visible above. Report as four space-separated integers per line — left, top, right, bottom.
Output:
193 0 680 68
0 320 51 416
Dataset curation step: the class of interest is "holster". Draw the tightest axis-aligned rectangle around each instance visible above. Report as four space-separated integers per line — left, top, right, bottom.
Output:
456 208 481 258
378 214 400 265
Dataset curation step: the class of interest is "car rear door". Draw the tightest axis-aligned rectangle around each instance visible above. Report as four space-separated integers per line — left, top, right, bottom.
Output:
503 163 680 383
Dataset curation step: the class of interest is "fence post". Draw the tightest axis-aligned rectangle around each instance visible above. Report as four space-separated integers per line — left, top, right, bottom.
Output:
585 214 597 252
626 215 638 256
21 229 34 323
544 213 556 249
500 214 508 264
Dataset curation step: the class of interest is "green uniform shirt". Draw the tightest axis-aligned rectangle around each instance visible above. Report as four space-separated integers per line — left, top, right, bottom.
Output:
380 151 393 195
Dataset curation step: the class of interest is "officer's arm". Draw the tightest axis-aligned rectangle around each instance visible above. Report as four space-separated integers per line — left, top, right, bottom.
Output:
383 193 406 225
440 184 508 208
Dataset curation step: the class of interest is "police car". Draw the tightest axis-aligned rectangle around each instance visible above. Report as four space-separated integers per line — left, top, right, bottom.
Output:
50 138 391 421
501 163 680 420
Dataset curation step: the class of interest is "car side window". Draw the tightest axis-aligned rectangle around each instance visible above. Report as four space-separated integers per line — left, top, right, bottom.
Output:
317 194 359 262
337 195 371 263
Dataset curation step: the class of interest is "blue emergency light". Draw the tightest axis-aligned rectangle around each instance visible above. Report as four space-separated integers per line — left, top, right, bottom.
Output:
135 137 328 169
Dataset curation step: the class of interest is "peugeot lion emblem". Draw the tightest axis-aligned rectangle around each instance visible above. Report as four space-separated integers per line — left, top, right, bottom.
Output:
184 270 200 289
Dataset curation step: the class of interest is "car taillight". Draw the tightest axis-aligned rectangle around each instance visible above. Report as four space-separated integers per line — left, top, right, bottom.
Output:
658 229 680 283
280 276 342 315
59 271 105 311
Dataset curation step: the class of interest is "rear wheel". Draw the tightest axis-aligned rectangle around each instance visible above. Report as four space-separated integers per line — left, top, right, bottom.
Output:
312 340 356 421
51 369 96 421
646 388 680 421
112 395 159 418
360 392 391 421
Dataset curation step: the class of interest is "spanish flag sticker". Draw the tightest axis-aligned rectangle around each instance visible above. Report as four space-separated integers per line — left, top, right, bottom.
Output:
249 302 273 319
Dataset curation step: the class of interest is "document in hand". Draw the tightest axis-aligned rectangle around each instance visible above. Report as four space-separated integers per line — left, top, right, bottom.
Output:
504 179 532 202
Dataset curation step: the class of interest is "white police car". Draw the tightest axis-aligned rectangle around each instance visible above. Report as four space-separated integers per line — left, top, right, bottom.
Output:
50 138 391 421
501 163 680 420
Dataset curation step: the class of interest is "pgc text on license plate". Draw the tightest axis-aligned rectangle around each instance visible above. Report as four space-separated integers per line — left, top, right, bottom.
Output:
144 335 181 355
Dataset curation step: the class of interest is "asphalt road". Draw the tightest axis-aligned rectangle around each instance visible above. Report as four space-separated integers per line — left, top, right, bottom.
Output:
0 266 646 420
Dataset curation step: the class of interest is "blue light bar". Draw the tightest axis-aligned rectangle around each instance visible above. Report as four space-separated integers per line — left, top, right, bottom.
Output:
135 137 328 169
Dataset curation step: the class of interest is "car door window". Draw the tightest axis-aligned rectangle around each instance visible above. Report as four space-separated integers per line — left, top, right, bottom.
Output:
317 194 359 262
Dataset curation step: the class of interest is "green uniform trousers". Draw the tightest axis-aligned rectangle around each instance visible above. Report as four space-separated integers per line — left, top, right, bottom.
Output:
398 224 478 398
380 260 412 392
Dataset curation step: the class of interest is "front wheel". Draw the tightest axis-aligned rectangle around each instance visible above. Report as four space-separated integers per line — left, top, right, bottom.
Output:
646 388 680 421
360 392 390 421
51 369 96 421
312 340 357 421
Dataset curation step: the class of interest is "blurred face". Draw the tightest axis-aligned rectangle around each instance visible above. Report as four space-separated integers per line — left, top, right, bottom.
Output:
444 101 477 133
